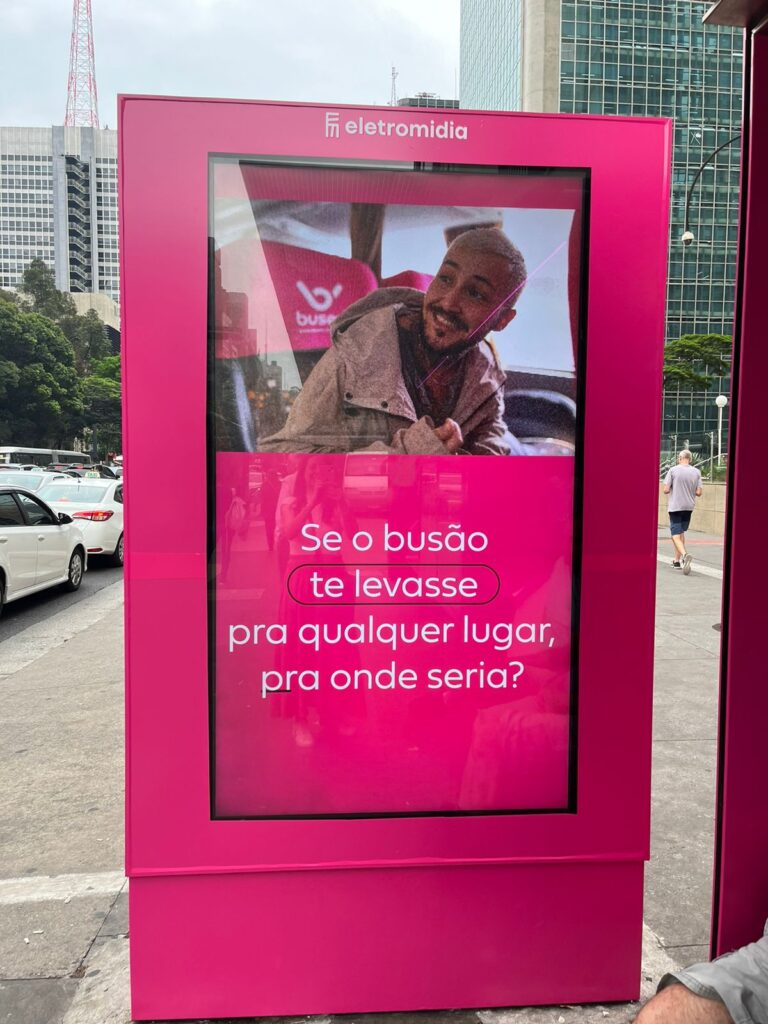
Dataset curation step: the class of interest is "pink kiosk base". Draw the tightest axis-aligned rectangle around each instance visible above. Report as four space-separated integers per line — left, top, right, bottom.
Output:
121 98 671 1019
130 864 642 1018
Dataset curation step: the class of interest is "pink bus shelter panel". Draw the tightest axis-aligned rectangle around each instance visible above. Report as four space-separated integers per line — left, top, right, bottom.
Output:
121 97 671 1018
711 26 768 956
129 862 643 1020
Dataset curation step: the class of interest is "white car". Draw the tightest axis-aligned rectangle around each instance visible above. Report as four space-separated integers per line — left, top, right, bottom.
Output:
38 479 124 567
0 471 70 493
0 486 87 614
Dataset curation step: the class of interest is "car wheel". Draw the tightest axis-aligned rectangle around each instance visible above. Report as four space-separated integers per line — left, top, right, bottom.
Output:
109 533 124 568
0 576 5 619
63 549 84 592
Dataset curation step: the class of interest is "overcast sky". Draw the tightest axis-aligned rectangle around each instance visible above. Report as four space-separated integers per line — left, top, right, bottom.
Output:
2 0 460 128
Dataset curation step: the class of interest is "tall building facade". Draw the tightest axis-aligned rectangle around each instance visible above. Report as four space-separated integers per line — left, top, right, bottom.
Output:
0 126 119 307
460 0 741 456
461 0 524 110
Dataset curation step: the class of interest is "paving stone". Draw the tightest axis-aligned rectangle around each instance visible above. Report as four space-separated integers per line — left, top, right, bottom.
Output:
0 897 113 980
0 977 78 1024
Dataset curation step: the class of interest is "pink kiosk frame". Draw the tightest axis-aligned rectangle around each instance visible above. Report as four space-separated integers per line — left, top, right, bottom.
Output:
121 98 671 1019
702 4 768 959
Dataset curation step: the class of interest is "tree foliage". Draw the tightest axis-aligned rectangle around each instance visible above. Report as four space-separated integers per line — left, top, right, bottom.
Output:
64 308 112 375
82 358 122 455
22 260 111 375
90 354 120 382
0 298 83 445
1 260 121 456
663 334 732 390
22 259 77 322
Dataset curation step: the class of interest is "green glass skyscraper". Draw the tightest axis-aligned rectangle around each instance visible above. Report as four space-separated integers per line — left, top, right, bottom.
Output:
460 0 741 455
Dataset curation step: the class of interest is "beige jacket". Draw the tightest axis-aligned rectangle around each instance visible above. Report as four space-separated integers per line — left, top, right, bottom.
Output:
260 288 510 456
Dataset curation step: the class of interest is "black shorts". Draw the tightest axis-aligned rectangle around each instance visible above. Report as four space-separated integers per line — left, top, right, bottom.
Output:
669 510 692 536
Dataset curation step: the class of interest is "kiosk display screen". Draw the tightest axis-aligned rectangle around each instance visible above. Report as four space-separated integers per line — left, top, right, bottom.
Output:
209 157 587 818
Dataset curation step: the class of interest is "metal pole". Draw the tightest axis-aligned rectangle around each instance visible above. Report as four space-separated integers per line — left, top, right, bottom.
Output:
709 431 715 481
717 405 723 466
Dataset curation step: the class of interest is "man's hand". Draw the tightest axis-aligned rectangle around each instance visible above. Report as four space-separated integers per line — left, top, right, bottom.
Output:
434 418 463 453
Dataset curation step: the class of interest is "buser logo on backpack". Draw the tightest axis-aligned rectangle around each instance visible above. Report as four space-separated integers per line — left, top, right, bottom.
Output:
324 111 468 141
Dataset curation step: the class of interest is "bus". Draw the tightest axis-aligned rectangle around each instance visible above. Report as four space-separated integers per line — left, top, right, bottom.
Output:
0 447 93 468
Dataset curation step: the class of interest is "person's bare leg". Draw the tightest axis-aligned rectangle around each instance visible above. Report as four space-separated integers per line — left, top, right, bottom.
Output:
671 533 686 561
634 983 733 1024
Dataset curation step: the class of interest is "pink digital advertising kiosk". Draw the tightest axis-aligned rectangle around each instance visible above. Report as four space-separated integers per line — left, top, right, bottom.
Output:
120 97 670 1019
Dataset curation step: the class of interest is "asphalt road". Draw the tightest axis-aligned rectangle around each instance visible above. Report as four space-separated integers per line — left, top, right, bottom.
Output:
0 560 123 642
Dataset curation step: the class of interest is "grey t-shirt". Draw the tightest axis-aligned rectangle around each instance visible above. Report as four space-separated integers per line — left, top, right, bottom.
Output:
664 463 702 512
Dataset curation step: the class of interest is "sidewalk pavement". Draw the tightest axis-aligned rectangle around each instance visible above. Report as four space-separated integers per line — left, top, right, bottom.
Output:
0 529 725 1024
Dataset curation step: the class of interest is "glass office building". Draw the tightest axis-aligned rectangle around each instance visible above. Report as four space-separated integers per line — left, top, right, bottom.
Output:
0 126 119 307
459 0 741 456
460 0 523 111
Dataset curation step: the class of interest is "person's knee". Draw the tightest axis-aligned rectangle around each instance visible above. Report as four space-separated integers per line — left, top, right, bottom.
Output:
634 982 733 1023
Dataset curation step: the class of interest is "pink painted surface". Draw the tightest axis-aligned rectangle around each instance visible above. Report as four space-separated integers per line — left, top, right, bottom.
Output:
712 27 768 955
260 241 378 351
130 862 644 1020
215 454 573 817
382 270 435 290
121 98 670 1017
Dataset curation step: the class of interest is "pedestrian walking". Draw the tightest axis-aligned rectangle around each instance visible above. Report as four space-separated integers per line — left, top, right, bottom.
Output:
664 449 702 574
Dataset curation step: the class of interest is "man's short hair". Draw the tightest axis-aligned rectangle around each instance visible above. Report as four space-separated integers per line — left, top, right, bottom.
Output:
447 227 527 309
679 449 692 461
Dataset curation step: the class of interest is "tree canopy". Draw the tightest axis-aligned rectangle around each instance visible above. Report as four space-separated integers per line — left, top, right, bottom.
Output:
22 260 112 375
1 260 121 456
82 358 122 455
663 334 732 390
0 298 83 445
21 259 78 322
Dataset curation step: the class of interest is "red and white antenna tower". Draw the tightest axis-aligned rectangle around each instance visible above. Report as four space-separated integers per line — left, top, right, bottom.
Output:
65 0 100 128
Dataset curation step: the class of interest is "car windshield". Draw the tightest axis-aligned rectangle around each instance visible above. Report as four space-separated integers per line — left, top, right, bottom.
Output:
38 484 110 502
0 473 45 489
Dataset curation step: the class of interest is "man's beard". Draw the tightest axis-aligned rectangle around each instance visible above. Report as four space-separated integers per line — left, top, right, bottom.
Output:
423 303 479 355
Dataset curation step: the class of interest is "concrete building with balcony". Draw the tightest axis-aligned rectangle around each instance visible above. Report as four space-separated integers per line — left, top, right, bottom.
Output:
0 126 119 308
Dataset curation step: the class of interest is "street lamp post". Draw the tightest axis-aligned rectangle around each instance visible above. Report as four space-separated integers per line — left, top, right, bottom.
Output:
709 430 715 481
715 394 728 466
681 134 741 246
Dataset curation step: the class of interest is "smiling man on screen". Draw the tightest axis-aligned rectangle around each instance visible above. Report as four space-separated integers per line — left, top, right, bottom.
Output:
260 228 527 456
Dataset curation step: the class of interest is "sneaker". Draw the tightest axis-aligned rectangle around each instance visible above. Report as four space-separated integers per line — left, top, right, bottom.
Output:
682 553 693 575
672 560 682 569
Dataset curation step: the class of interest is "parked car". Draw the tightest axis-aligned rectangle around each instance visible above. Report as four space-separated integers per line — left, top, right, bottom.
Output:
57 464 118 479
0 486 87 615
0 471 70 493
38 479 124 566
